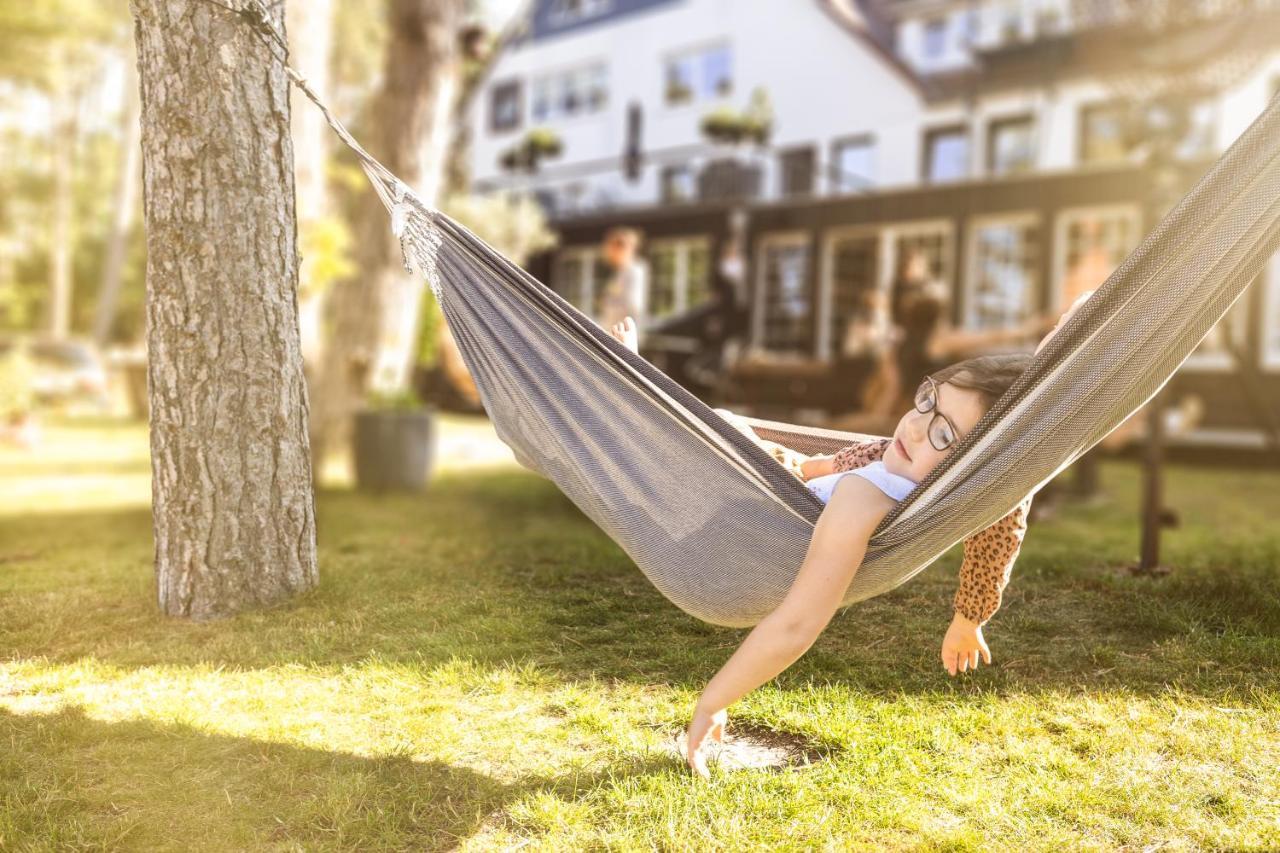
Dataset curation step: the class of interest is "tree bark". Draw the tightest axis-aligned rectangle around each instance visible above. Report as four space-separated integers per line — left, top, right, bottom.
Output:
131 0 317 619
309 0 462 473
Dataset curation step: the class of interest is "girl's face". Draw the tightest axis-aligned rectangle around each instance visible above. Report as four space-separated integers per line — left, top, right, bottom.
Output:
882 380 987 482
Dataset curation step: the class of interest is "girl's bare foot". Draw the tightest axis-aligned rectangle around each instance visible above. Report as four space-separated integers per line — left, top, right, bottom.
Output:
609 316 639 354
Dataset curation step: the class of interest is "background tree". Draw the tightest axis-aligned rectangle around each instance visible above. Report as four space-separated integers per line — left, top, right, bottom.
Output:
0 0 125 341
131 0 317 619
310 0 465 471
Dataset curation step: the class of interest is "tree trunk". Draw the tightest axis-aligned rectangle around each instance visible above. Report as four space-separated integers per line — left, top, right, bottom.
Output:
131 0 318 620
310 0 462 474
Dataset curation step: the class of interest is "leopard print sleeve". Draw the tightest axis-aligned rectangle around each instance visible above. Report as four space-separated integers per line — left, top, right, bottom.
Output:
953 494 1033 627
827 437 1031 627
830 439 891 472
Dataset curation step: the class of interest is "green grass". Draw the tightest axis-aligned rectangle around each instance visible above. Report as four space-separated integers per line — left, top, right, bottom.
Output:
2 417 1279 850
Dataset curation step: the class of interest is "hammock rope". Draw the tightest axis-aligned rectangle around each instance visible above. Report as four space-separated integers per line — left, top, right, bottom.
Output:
195 0 1280 626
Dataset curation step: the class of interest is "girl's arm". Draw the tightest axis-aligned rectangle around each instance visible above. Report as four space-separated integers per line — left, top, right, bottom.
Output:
686 475 896 775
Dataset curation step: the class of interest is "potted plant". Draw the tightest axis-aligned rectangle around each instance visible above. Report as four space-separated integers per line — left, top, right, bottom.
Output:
499 127 564 174
666 78 694 105
354 386 435 492
699 87 773 148
700 105 748 144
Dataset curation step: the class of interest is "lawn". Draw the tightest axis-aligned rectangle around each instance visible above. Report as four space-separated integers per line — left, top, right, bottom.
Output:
2 416 1278 850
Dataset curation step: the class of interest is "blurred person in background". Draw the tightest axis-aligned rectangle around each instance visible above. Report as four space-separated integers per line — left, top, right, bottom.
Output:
596 226 649 338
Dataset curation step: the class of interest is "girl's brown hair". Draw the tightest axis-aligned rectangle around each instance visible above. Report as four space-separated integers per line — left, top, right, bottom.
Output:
930 353 1032 413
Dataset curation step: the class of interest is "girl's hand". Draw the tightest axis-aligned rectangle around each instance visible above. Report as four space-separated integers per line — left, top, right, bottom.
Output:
941 612 990 676
685 703 727 778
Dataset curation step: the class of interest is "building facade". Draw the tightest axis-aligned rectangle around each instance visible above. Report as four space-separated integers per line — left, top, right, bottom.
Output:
467 0 1280 457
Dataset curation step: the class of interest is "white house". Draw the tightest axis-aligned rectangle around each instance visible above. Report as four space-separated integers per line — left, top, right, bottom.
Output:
465 0 1280 454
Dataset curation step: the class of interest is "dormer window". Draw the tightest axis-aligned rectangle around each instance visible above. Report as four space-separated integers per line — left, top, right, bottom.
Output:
923 18 948 60
548 0 612 26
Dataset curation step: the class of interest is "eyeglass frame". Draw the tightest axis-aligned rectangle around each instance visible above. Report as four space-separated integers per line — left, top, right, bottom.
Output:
913 374 964 452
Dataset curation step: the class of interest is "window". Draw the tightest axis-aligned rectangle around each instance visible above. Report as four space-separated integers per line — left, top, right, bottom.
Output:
1048 207 1135 360
778 146 816 198
548 0 611 26
660 164 696 203
646 238 712 319
1054 206 1140 309
987 115 1036 176
823 229 880 360
923 18 948 59
923 126 968 183
962 8 981 44
831 135 875 192
820 222 954 360
967 215 1040 331
754 235 812 354
1176 100 1218 161
664 43 733 106
489 80 521 134
553 247 607 315
532 63 608 122
1079 102 1131 166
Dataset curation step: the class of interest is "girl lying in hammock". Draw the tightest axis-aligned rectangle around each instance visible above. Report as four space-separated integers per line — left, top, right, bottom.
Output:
609 292 1090 777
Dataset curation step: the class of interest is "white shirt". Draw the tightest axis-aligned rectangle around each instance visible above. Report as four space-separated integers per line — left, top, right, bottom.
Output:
805 461 918 504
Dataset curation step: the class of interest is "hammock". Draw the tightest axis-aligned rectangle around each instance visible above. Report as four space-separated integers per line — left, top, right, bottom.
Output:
298 58 1280 625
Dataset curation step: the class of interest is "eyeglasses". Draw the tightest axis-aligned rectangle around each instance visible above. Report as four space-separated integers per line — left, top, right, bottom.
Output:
913 375 962 452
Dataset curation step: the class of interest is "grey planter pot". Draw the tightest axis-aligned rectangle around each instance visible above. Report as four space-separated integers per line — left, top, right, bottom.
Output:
353 408 435 492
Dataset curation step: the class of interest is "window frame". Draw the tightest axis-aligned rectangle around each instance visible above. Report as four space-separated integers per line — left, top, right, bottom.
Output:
530 61 610 123
662 41 734 108
1050 203 1141 314
921 123 970 183
488 79 523 135
818 219 956 362
922 16 949 60
964 211 1042 332
829 133 876 193
986 113 1037 177
752 231 814 357
1077 100 1131 167
552 245 603 316
645 235 713 320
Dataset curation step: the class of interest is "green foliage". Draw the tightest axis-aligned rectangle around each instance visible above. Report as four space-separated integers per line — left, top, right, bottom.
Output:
499 127 565 173
700 85 774 146
298 214 356 299
365 385 425 411
415 290 444 370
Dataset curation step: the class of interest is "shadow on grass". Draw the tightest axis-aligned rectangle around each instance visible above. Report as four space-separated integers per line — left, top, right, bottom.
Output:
0 703 682 849
3 468 1278 701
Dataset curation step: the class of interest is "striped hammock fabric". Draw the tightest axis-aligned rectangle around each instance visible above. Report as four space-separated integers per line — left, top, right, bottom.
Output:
312 70 1280 626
